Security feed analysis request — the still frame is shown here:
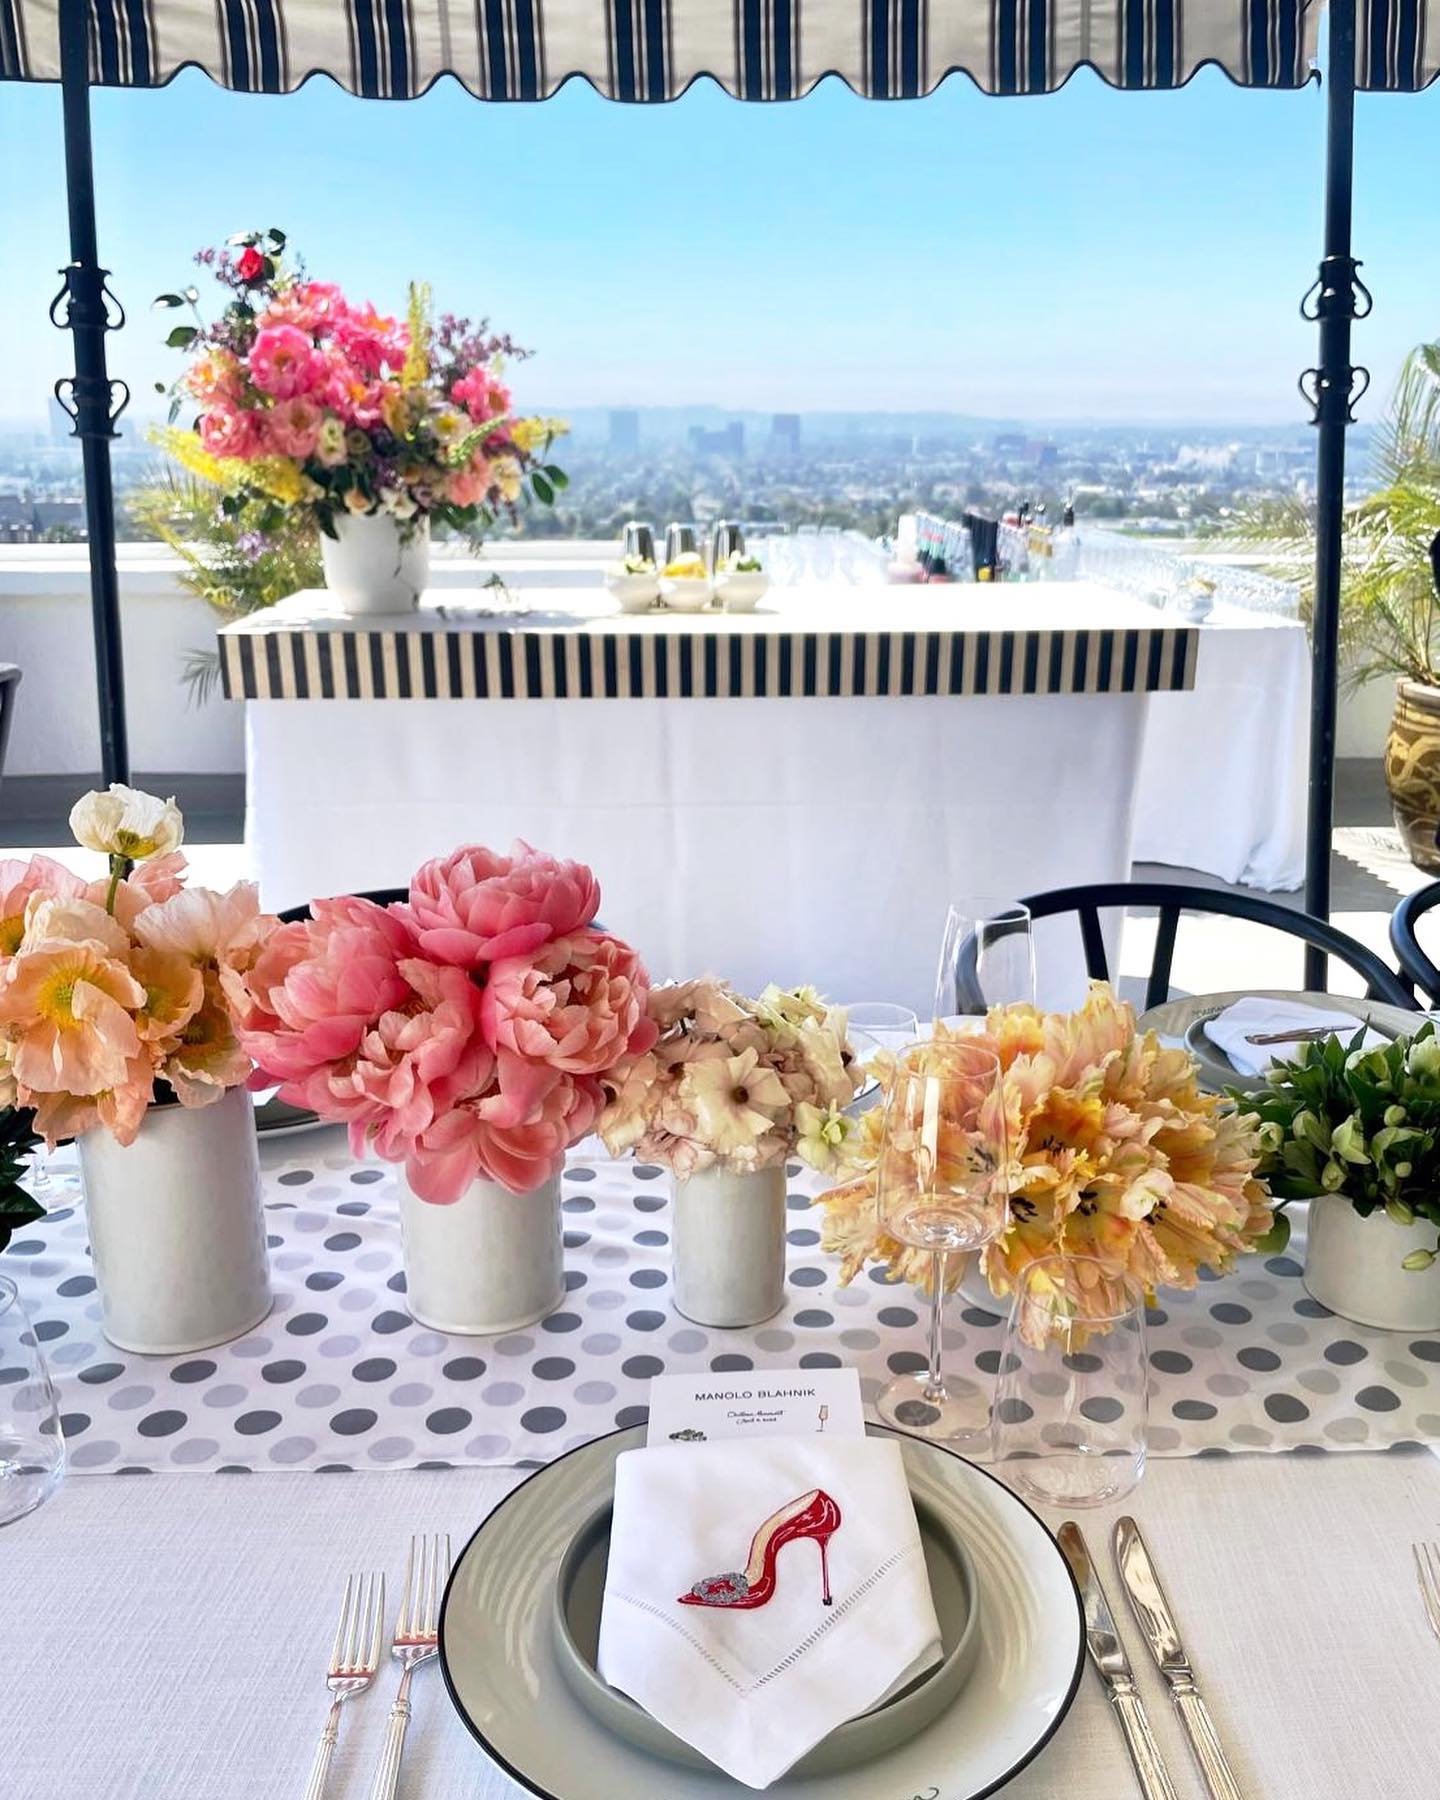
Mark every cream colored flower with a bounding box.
[680,1047,789,1159]
[794,1100,856,1175]
[20,893,130,958]
[69,785,183,862]
[491,455,523,503]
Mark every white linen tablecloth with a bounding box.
[6,1449,1433,1798]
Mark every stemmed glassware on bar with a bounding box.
[873,1041,1010,1444]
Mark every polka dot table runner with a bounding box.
[7,1132,1440,1474]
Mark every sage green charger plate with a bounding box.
[438,1423,1084,1800]
[1138,988,1416,1094]
[550,1489,982,1778]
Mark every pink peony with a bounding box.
[451,367,511,422]
[403,842,600,967]
[200,406,264,461]
[248,323,324,399]
[264,395,323,459]
[334,310,407,378]
[231,895,416,1098]
[406,1068,605,1201]
[480,928,656,1076]
[445,462,492,509]
[0,855,87,956]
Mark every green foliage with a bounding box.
[0,1109,44,1256]
[1226,341,1440,690]
[1243,1022,1440,1268]
[129,468,323,627]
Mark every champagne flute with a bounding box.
[934,899,1036,1026]
[874,1041,1009,1444]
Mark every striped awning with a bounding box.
[1359,0,1438,87]
[0,1,1321,98]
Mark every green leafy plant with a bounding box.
[0,1108,44,1255]
[1227,341,1440,689]
[1243,1022,1440,1269]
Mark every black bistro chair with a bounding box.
[277,887,408,925]
[1019,880,1418,1013]
[1390,881,1440,1004]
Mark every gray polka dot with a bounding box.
[1229,1424,1274,1448]
[635,1230,668,1248]
[427,1407,472,1434]
[1181,1327,1224,1351]
[521,1406,567,1433]
[320,1336,361,1358]
[623,1355,664,1380]
[285,1312,328,1337]
[353,1357,397,1383]
[1029,1372,1070,1398]
[586,1290,625,1311]
[262,1359,306,1384]
[406,1331,449,1357]
[442,1357,486,1381]
[1324,1417,1370,1444]
[331,1408,378,1435]
[794,1310,834,1329]
[1237,1346,1282,1373]
[464,1434,512,1459]
[78,1362,124,1386]
[235,1410,282,1435]
[268,1436,319,1465]
[1384,1360,1427,1390]
[787,1228,820,1247]
[171,1438,220,1465]
[1356,1385,1401,1413]
[366,1437,415,1464]
[1206,1373,1249,1398]
[888,1351,928,1374]
[789,1268,827,1289]
[1296,1368,1341,1396]
[1266,1322,1310,1346]
[390,1383,433,1407]
[137,1410,187,1438]
[1172,1399,1217,1421]
[878,1306,919,1329]
[754,1329,794,1353]
[230,1336,273,1359]
[202,1384,249,1409]
[627,1310,665,1332]
[170,1359,217,1385]
[615,1406,649,1428]
[1324,1339,1368,1366]
[1150,1351,1193,1375]
[840,1329,880,1351]
[1210,1303,1251,1325]
[483,1382,525,1407]
[57,1275,96,1298]
[1409,1339,1440,1362]
[1293,1297,1334,1319]
[1079,1397,1124,1424]
[107,1386,156,1412]
[711,1354,753,1372]
[581,1333,622,1357]
[306,1272,344,1292]
[297,1384,342,1409]
[372,1311,410,1334]
[1264,1393,1310,1423]
[575,1381,616,1404]
[69,1439,121,1468]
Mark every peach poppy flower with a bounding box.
[0,942,144,1097]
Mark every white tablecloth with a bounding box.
[1135,604,1310,890]
[7,1449,1432,1797]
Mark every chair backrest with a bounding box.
[0,665,21,789]
[1020,880,1418,1013]
[276,886,408,924]
[1390,881,1440,1003]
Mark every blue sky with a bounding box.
[0,67,1436,425]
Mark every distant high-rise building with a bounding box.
[688,422,745,458]
[770,413,801,456]
[608,408,640,453]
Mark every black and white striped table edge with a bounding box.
[219,624,1199,701]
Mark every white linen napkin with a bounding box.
[1203,997,1386,1078]
[596,1437,942,1790]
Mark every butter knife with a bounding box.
[1057,1523,1179,1800]
[1114,1518,1243,1800]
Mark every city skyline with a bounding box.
[1,68,1438,429]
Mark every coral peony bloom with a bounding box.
[265,395,323,459]
[0,942,145,1097]
[403,842,600,968]
[481,928,655,1076]
[451,367,510,422]
[70,784,183,862]
[444,462,492,509]
[0,856,87,956]
[406,1068,604,1201]
[249,323,324,399]
[200,406,265,461]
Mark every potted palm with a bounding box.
[1232,342,1440,870]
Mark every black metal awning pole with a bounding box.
[1301,0,1370,990]
[53,0,130,785]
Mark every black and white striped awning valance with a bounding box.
[1359,0,1438,88]
[0,1,1321,98]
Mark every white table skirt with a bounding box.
[7,1450,1433,1798]
[1134,605,1310,890]
[246,689,1148,1014]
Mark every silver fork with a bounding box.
[303,1571,385,1800]
[1414,1542,1440,1641]
[368,1533,453,1800]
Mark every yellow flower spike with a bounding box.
[402,282,431,390]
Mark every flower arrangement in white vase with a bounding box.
[0,786,281,1352]
[601,980,862,1326]
[1247,1023,1440,1330]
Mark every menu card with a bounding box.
[645,1366,864,1446]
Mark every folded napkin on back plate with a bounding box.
[597,1438,942,1790]
[1203,997,1388,1080]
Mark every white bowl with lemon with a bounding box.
[714,552,770,612]
[658,553,713,611]
[604,555,660,613]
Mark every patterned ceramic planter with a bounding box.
[1385,678,1440,874]
[320,512,430,614]
[77,1086,272,1355]
[1304,1194,1440,1330]
[671,1165,787,1328]
[400,1174,563,1335]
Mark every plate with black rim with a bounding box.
[1137,988,1417,1094]
[437,1422,1084,1800]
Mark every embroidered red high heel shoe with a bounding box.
[678,1488,842,1610]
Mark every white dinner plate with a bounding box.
[1137,988,1415,1092]
[438,1423,1084,1800]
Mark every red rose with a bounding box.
[236,245,266,283]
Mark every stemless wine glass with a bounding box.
[934,898,1036,1025]
[0,1274,65,1526]
[874,1042,1009,1443]
[991,1254,1148,1508]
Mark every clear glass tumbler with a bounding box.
[0,1274,65,1526]
[991,1254,1147,1508]
[934,899,1036,1025]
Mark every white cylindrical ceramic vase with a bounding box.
[77,1086,272,1355]
[1303,1195,1440,1330]
[320,512,430,614]
[671,1164,787,1328]
[400,1175,563,1335]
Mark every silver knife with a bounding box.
[1114,1518,1244,1800]
[1057,1523,1180,1800]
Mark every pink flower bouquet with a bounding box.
[0,786,280,1146]
[599,979,862,1178]
[154,228,567,541]
[230,843,656,1202]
